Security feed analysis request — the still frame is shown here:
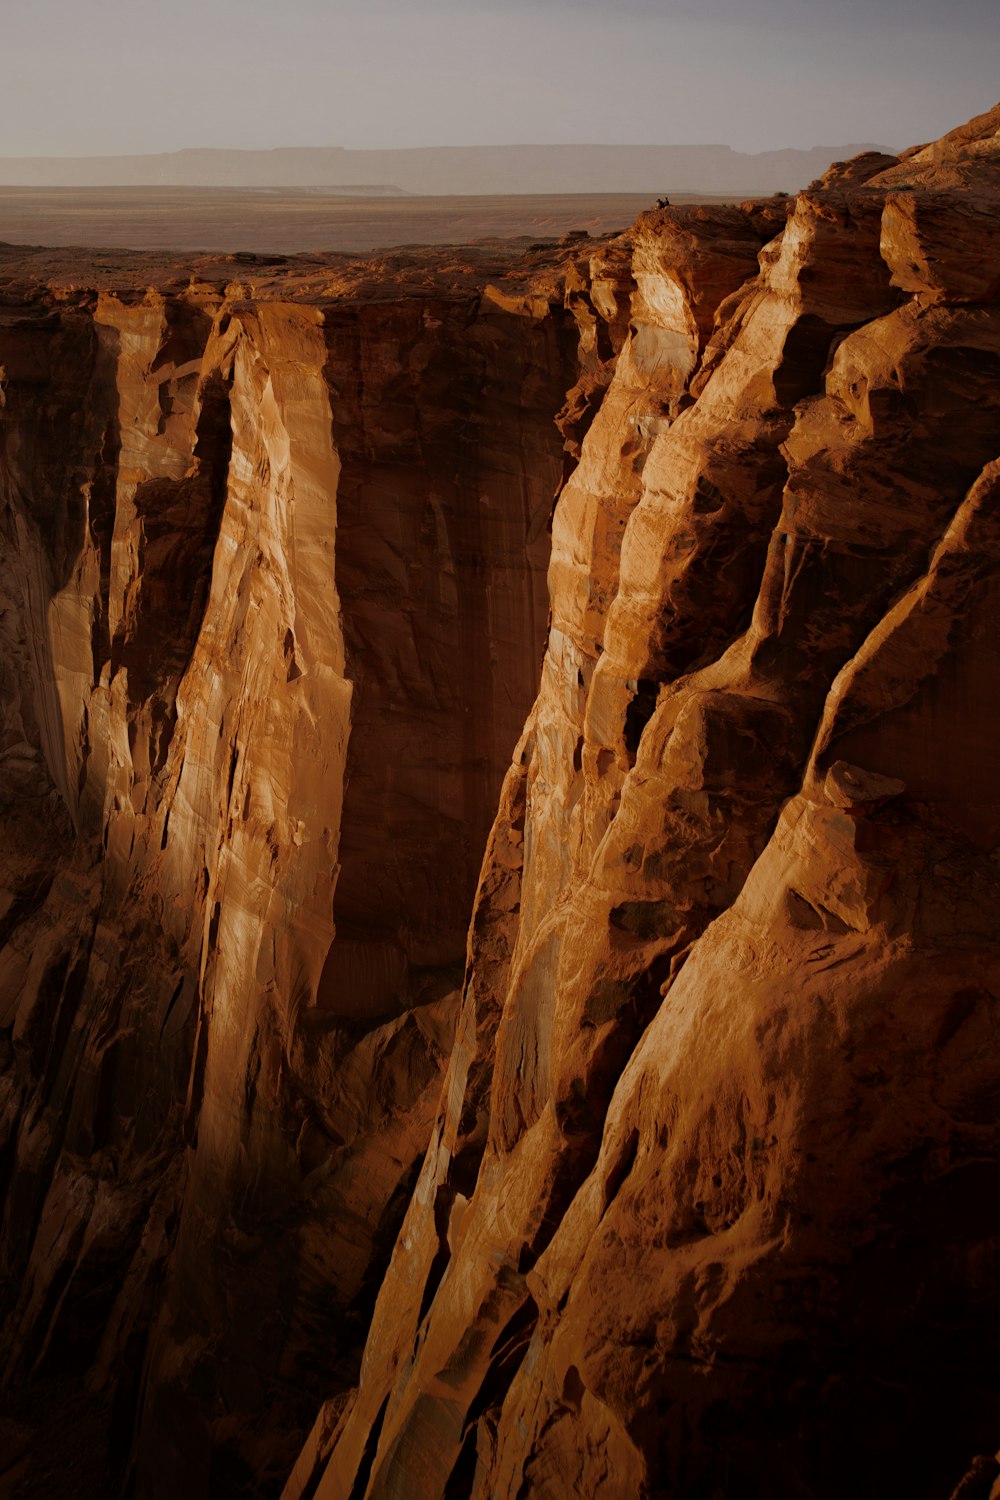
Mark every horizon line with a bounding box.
[0,139,897,160]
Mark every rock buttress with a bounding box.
[301,107,1000,1500]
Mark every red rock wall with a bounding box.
[4,104,1000,1500]
[0,247,622,1492]
[297,108,1000,1500]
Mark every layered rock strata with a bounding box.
[294,105,1000,1500]
[3,100,1000,1500]
[0,239,631,1493]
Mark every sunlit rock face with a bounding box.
[3,101,1000,1500]
[0,240,630,1492]
[297,105,1000,1500]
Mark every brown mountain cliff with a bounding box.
[293,105,1000,1500]
[0,237,631,1493]
[2,103,1000,1500]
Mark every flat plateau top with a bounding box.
[0,185,733,257]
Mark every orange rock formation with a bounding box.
[0,239,631,1491]
[290,105,1000,1500]
[2,103,1000,1500]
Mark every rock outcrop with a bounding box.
[3,101,1000,1500]
[292,104,1000,1500]
[0,238,631,1493]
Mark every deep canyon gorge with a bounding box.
[2,103,1000,1500]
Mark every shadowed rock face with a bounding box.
[292,105,1000,1500]
[0,239,637,1493]
[3,104,1000,1500]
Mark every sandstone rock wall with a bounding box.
[3,103,999,1500]
[0,243,624,1492]
[298,106,1000,1500]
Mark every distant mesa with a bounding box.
[0,141,892,196]
[297,183,409,196]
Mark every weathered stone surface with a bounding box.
[4,103,1000,1500]
[0,240,619,1493]
[301,107,1000,1500]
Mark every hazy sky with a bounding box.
[2,0,998,156]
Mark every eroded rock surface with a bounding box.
[4,104,1000,1500]
[0,237,630,1493]
[297,106,1000,1500]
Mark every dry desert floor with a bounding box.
[0,184,732,254]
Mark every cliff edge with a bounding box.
[293,103,1000,1500]
[2,103,1000,1500]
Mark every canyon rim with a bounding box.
[1,99,1000,1500]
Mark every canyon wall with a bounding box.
[2,102,999,1500]
[0,240,630,1492]
[292,106,1000,1500]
